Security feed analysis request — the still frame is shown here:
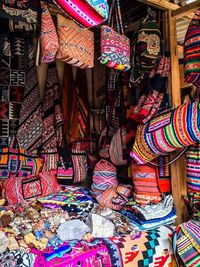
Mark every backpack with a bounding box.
[131,7,161,80]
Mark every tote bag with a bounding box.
[56,14,94,68]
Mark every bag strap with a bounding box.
[148,146,189,167]
[108,0,124,34]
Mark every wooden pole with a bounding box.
[168,10,188,225]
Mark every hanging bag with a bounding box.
[186,143,200,199]
[40,2,59,63]
[131,163,162,205]
[99,0,130,71]
[3,170,59,205]
[130,100,200,165]
[52,0,109,28]
[56,14,94,68]
[0,137,43,179]
[56,143,88,185]
[184,8,200,88]
[133,7,161,74]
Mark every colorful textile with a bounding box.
[0,37,27,149]
[57,145,88,185]
[176,220,200,267]
[32,225,174,267]
[0,249,35,267]
[121,209,176,231]
[42,64,64,150]
[184,9,200,87]
[0,0,39,34]
[56,14,94,68]
[33,238,112,267]
[100,26,130,71]
[131,100,200,164]
[62,66,90,142]
[105,226,174,267]
[41,148,59,172]
[40,2,59,63]
[131,163,161,205]
[3,170,60,205]
[134,18,161,73]
[91,159,118,197]
[17,59,42,151]
[17,62,64,152]
[52,0,108,28]
[37,187,94,210]
[132,194,174,221]
[186,143,200,199]
[157,155,171,193]
[96,186,127,211]
[0,136,43,179]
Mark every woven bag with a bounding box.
[100,0,130,71]
[52,0,109,28]
[0,137,43,179]
[184,9,200,87]
[174,220,200,267]
[57,143,88,185]
[56,14,94,68]
[40,3,59,63]
[131,163,162,205]
[186,143,200,199]
[91,159,118,197]
[3,170,59,205]
[130,100,200,164]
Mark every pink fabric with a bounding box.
[53,0,104,28]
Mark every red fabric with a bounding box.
[3,170,59,205]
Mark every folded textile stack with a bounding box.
[121,195,176,230]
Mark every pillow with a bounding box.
[3,170,60,205]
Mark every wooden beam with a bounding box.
[172,0,200,19]
[168,10,188,225]
[137,0,180,10]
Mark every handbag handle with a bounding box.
[8,136,22,175]
[108,0,124,34]
[148,146,189,167]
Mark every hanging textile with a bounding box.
[16,58,42,151]
[17,60,64,152]
[186,143,200,199]
[0,36,28,149]
[105,69,125,130]
[62,66,89,142]
[42,64,64,150]
[184,8,200,89]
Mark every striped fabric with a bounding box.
[186,143,200,199]
[157,155,171,194]
[91,159,118,197]
[184,9,200,87]
[52,0,108,28]
[176,220,200,267]
[131,164,162,205]
[131,100,200,164]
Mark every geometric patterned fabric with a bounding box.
[0,36,27,149]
